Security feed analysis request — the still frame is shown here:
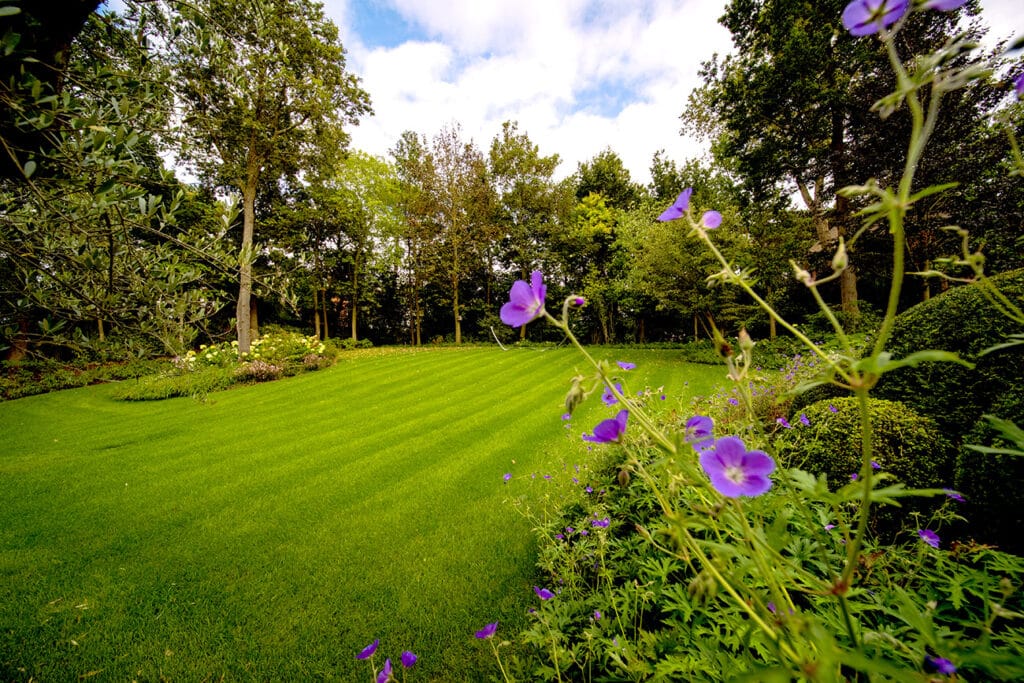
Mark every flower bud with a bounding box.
[712,328,733,359]
[738,327,754,354]
[791,260,814,287]
[570,296,585,307]
[831,238,848,272]
[617,468,631,487]
[565,374,587,413]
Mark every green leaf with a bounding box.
[854,349,974,375]
[0,6,21,16]
[978,334,1024,357]
[22,160,35,178]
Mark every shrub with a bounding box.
[875,269,1024,437]
[953,385,1024,553]
[773,397,955,538]
[111,366,236,401]
[235,359,283,383]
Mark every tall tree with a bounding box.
[683,0,979,315]
[139,0,371,353]
[488,120,561,338]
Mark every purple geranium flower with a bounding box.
[841,0,909,36]
[799,413,810,426]
[475,622,498,639]
[658,188,692,221]
[500,270,546,327]
[699,436,775,498]
[377,658,392,683]
[534,586,555,600]
[685,415,715,452]
[582,410,629,444]
[925,655,957,674]
[616,361,636,370]
[592,517,610,528]
[1016,73,1024,99]
[571,296,586,307]
[503,473,511,482]
[701,210,722,229]
[921,0,966,9]
[944,488,965,502]
[777,417,792,429]
[601,382,623,406]
[357,639,379,660]
[401,651,417,668]
[918,529,940,548]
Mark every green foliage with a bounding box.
[774,397,954,491]
[111,365,236,400]
[0,358,165,401]
[876,269,1024,435]
[954,385,1024,552]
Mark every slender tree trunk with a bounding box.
[249,294,259,340]
[98,318,105,342]
[312,287,321,339]
[693,313,699,343]
[453,278,461,344]
[236,153,259,355]
[351,250,359,341]
[321,288,329,339]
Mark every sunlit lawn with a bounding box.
[0,346,722,681]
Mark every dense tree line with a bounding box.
[1,0,1021,360]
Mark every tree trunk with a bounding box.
[249,294,259,340]
[312,287,321,339]
[453,278,461,344]
[693,313,699,343]
[351,250,359,341]
[236,159,258,355]
[321,288,329,339]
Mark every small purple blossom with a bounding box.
[534,586,555,600]
[699,436,775,498]
[592,517,610,528]
[851,473,859,481]
[585,485,593,493]
[616,361,636,370]
[921,0,966,9]
[601,382,623,406]
[401,651,417,668]
[925,656,957,674]
[685,415,715,452]
[561,412,572,421]
[1015,73,1024,99]
[841,0,909,36]
[701,210,722,229]
[377,658,392,683]
[475,622,498,639]
[824,524,836,531]
[582,410,629,444]
[777,417,792,429]
[571,296,586,307]
[767,602,777,614]
[799,413,810,426]
[593,610,601,620]
[503,473,511,482]
[828,404,838,413]
[357,639,379,660]
[944,488,965,502]
[658,188,692,221]
[500,270,546,327]
[728,397,739,406]
[871,460,881,470]
[918,529,941,548]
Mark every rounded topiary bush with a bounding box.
[774,397,955,491]
[953,386,1024,554]
[774,397,955,538]
[875,269,1024,437]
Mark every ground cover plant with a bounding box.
[0,347,721,681]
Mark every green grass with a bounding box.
[0,347,722,681]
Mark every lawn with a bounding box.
[0,347,722,681]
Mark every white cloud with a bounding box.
[334,0,1024,186]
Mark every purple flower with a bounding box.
[1015,73,1024,99]
[871,460,880,470]
[828,404,838,413]
[921,0,966,9]
[585,485,593,493]
[500,270,546,327]
[767,602,777,614]
[799,413,810,426]
[592,517,610,528]
[777,417,792,429]
[841,0,909,36]
[944,488,965,503]
[918,529,940,548]
[582,410,629,444]
[728,397,739,406]
[616,361,636,370]
[571,296,586,307]
[699,436,775,498]
[685,415,715,452]
[701,210,722,229]
[503,472,511,482]
[561,412,572,420]
[357,639,379,660]
[475,622,498,639]
[925,656,957,674]
[825,523,836,530]
[534,586,555,600]
[377,658,392,683]
[657,188,692,221]
[401,651,417,668]
[593,610,601,620]
[601,382,623,406]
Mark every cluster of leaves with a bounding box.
[0,357,163,400]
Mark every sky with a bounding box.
[104,0,1024,186]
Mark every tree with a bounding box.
[488,121,561,338]
[683,0,980,315]
[139,0,371,353]
[575,147,641,210]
